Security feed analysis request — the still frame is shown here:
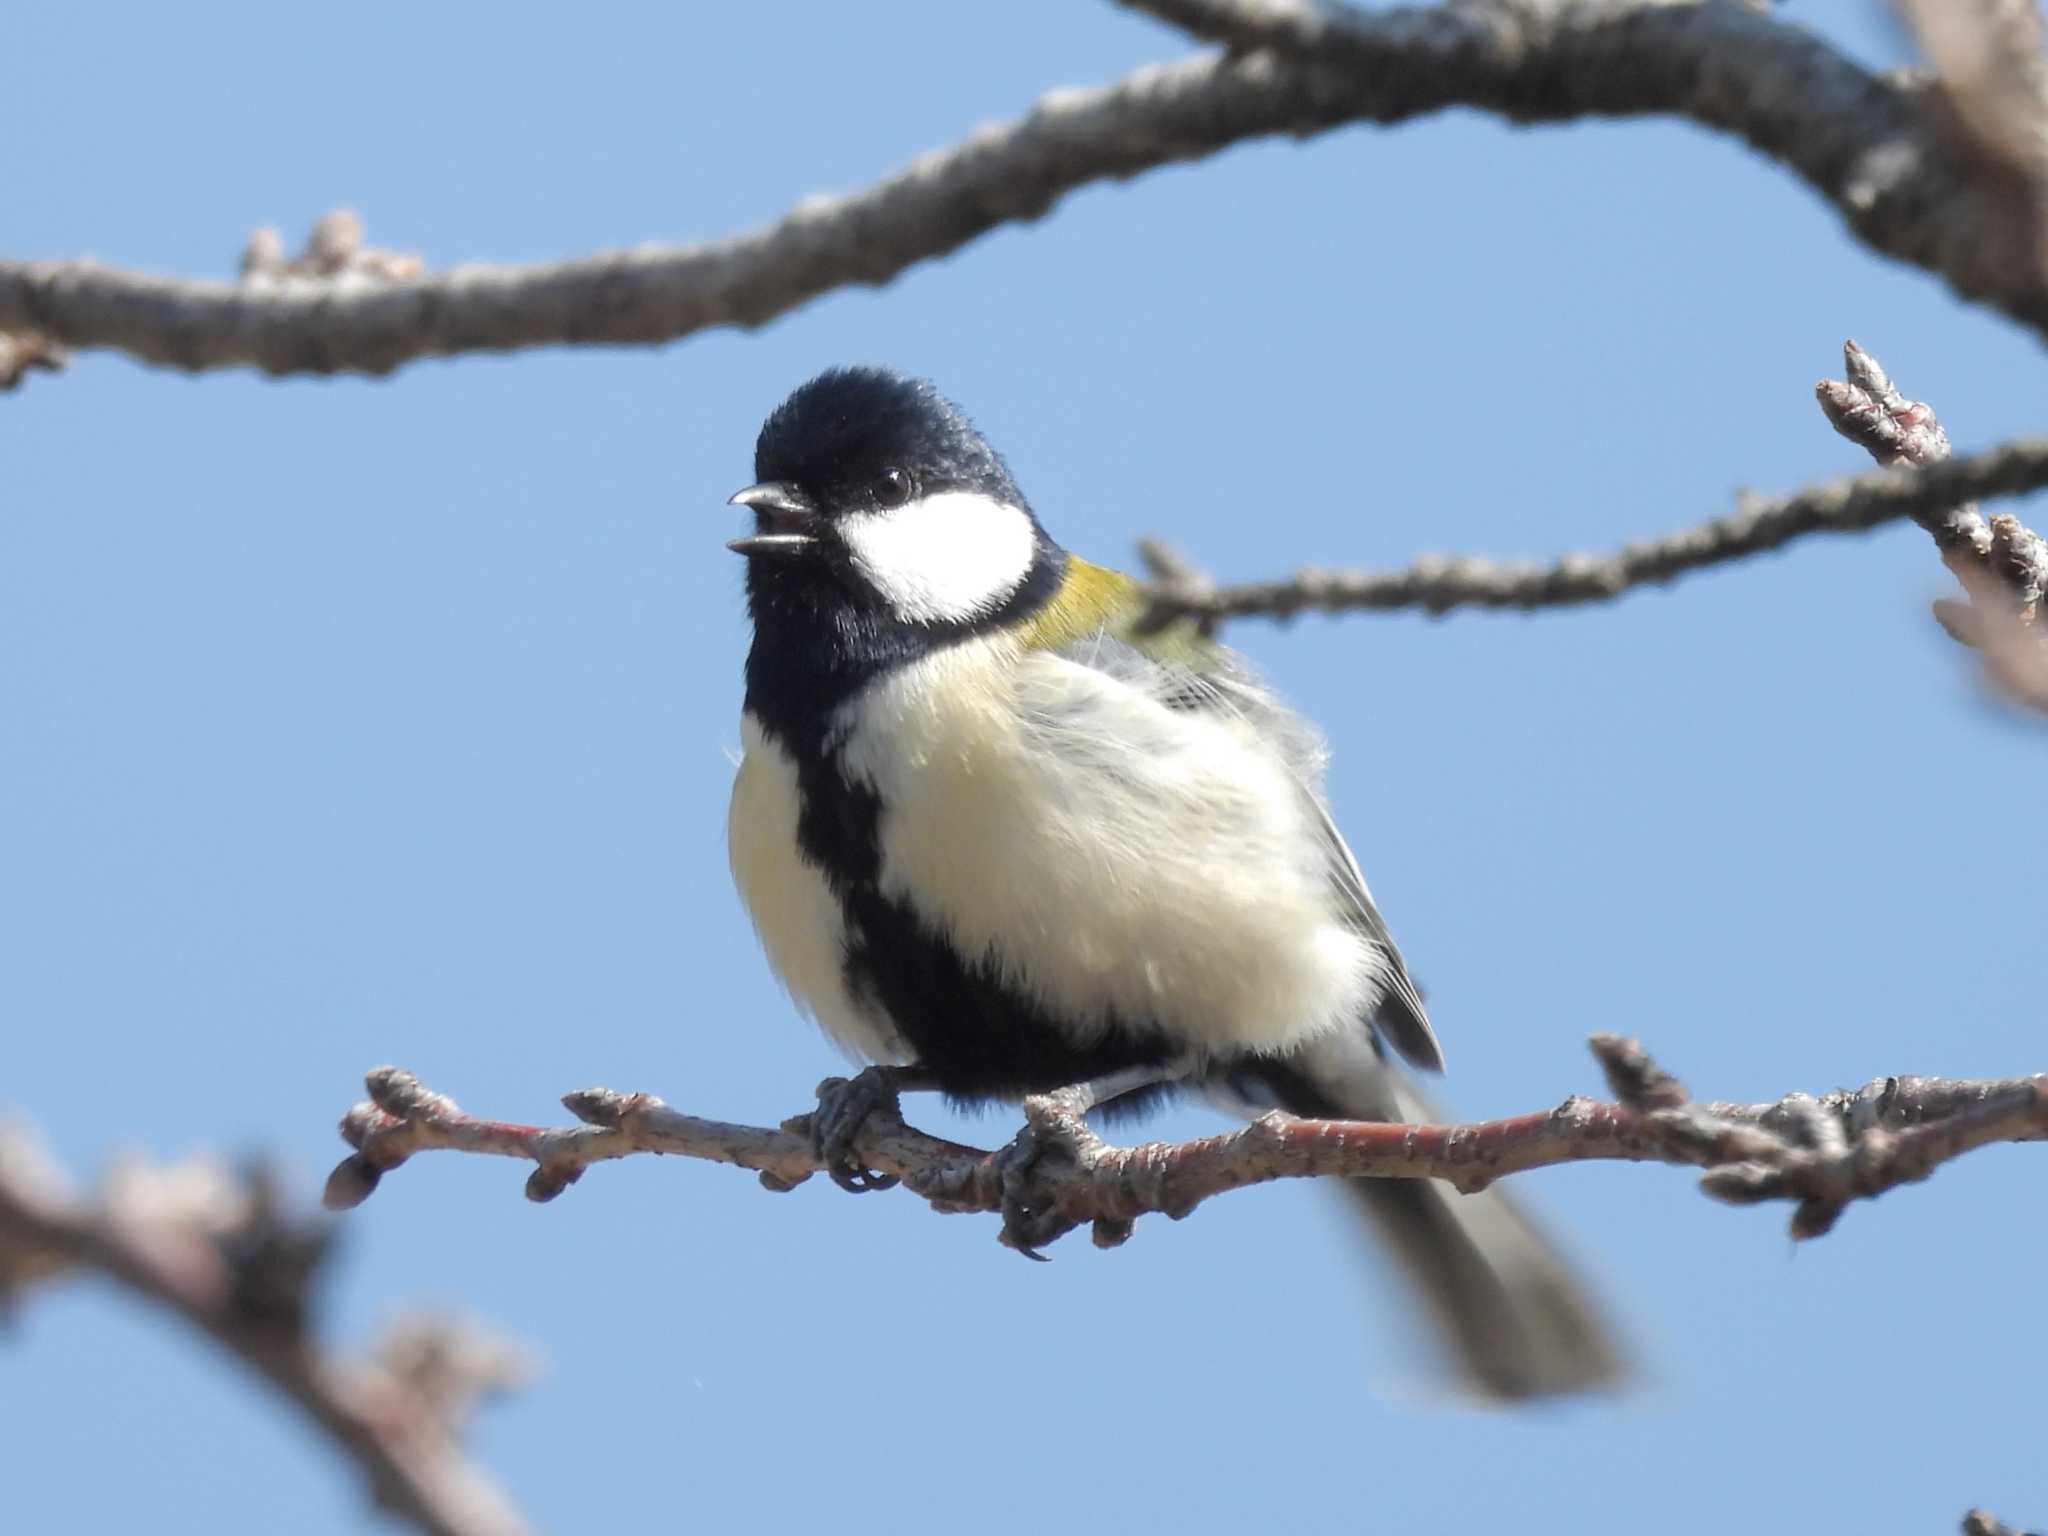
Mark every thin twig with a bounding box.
[1137,434,2048,626]
[324,1038,2048,1255]
[0,1128,533,1536]
[2,4,2043,375]
[1816,338,2048,710]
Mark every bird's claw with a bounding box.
[997,1087,1105,1259]
[810,1068,905,1193]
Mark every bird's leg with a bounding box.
[999,1060,1193,1259]
[809,1064,937,1193]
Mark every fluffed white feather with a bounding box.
[830,633,1392,1059]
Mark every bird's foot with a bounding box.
[809,1066,917,1192]
[997,1086,1109,1260]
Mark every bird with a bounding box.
[723,365,1624,1400]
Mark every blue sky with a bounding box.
[6,2,2045,1530]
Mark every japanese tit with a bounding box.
[725,367,1623,1400]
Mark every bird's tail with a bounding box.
[1211,1033,1628,1402]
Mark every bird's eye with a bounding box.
[873,468,913,509]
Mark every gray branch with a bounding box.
[1816,340,2048,608]
[1963,1510,2043,1536]
[0,330,66,389]
[1122,0,2048,331]
[0,1129,534,1536]
[1137,430,2048,626]
[324,1037,2048,1254]
[2,2,2042,376]
[1815,338,2048,709]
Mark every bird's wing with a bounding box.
[1034,562,1445,1073]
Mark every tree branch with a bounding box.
[1963,1510,2043,1536]
[1818,340,2048,612]
[3,2,2042,376]
[1120,0,2048,331]
[1816,338,2048,710]
[1137,431,2048,626]
[0,330,66,390]
[323,1037,2048,1256]
[1894,0,2048,233]
[0,1128,534,1536]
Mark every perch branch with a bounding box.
[325,1037,2048,1254]
[4,3,2045,375]
[0,1129,533,1536]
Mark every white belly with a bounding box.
[832,637,1388,1059]
[727,714,905,1064]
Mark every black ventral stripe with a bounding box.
[742,540,1070,891]
[740,540,1205,1105]
[839,883,1183,1106]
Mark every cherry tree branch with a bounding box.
[0,1128,534,1536]
[1122,0,2048,328]
[1816,338,2048,710]
[0,330,66,389]
[3,2,2043,376]
[323,1036,2048,1255]
[1138,337,2048,633]
[1894,0,2048,244]
[1818,340,2048,615]
[1136,429,2048,626]
[1963,1510,2042,1536]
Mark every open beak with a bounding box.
[727,482,819,557]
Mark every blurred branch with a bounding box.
[0,330,67,390]
[1894,0,2048,237]
[1816,338,2048,713]
[0,1127,534,1536]
[1136,432,2048,626]
[5,2,2047,376]
[325,1037,2048,1257]
[1963,1510,2042,1536]
[238,208,425,284]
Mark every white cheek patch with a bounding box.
[837,490,1038,625]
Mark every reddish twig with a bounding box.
[324,1037,2048,1254]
